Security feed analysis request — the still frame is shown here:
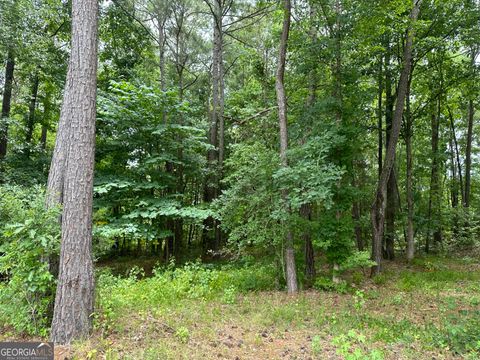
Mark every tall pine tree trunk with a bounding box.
[371,0,421,275]
[50,0,98,344]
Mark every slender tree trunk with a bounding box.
[448,128,461,237]
[25,74,40,147]
[155,12,167,124]
[384,42,396,260]
[203,0,224,252]
[174,73,185,257]
[302,1,317,282]
[39,89,51,151]
[333,0,342,123]
[216,0,225,172]
[427,93,442,252]
[464,77,474,209]
[301,204,315,281]
[447,106,465,205]
[371,0,421,275]
[449,136,458,209]
[50,0,98,344]
[276,0,298,294]
[40,126,48,150]
[377,57,383,178]
[0,49,15,158]
[214,0,225,249]
[405,72,415,261]
[352,192,364,251]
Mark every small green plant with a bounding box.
[127,265,145,280]
[391,293,404,305]
[175,326,190,343]
[353,290,366,311]
[311,335,322,356]
[221,285,237,304]
[332,330,383,360]
[372,272,388,285]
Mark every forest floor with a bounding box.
[3,255,480,359]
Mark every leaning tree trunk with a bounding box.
[276,0,298,294]
[0,49,15,158]
[50,0,98,344]
[371,0,421,276]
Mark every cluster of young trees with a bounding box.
[0,0,478,345]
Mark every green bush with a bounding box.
[0,185,60,336]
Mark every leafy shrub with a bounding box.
[0,186,60,335]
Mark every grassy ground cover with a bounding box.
[2,255,479,359]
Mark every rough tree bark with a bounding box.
[276,0,298,294]
[0,49,15,158]
[371,0,421,275]
[50,0,98,344]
